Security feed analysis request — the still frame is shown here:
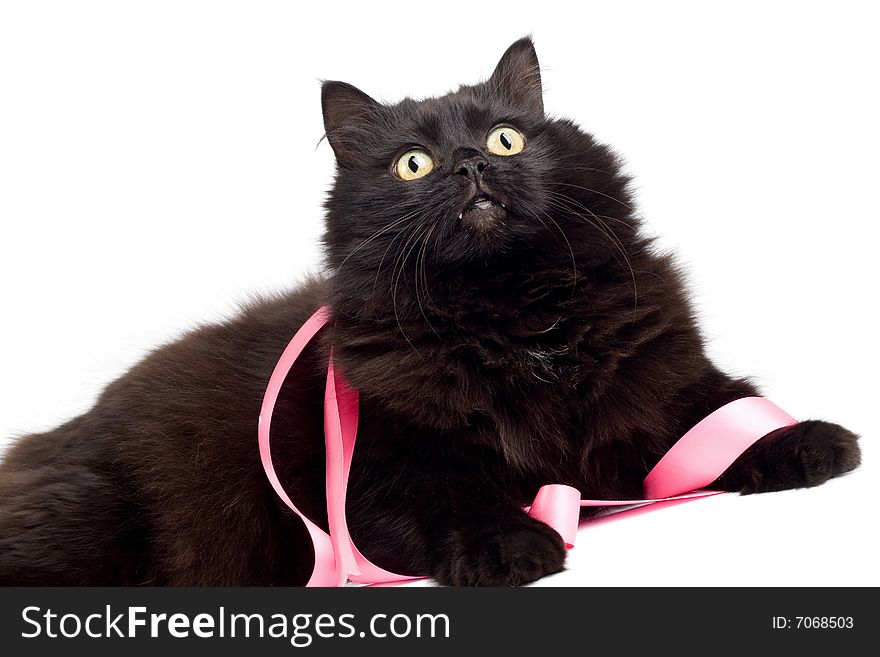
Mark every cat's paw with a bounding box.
[716,420,861,494]
[433,516,566,587]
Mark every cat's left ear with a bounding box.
[321,81,382,167]
[488,37,543,115]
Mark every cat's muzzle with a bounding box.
[458,194,508,233]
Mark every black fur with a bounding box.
[0,38,860,586]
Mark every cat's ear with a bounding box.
[488,37,543,115]
[321,81,382,167]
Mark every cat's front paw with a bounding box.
[433,516,566,587]
[716,420,861,494]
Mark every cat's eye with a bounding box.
[486,126,525,156]
[394,149,434,181]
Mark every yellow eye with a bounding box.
[395,149,434,180]
[486,126,525,156]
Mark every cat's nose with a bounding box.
[454,154,489,185]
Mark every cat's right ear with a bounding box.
[321,81,382,167]
[488,37,543,116]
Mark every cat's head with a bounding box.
[321,38,637,315]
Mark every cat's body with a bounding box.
[0,39,860,586]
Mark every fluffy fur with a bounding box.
[0,38,860,586]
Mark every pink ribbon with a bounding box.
[258,307,798,586]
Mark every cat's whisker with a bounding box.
[332,210,419,302]
[546,190,636,232]
[390,221,433,356]
[415,216,443,340]
[549,181,636,212]
[333,209,423,314]
[547,195,636,288]
[543,194,639,318]
[371,218,421,310]
[545,193,631,255]
[537,208,579,299]
[520,205,579,302]
[545,196,635,294]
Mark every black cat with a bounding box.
[0,38,860,586]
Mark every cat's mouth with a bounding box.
[457,194,508,232]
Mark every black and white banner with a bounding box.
[0,587,871,655]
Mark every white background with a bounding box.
[1,1,877,586]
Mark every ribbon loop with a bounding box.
[643,397,797,499]
[528,484,581,549]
